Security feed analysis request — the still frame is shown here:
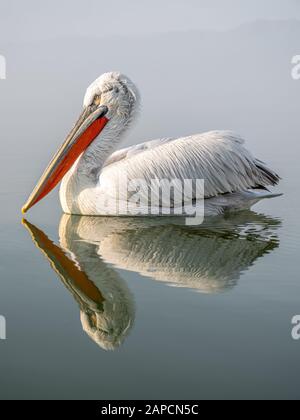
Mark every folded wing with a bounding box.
[101,131,280,199]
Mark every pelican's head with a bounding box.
[22,71,140,214]
[84,71,140,123]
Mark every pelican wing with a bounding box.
[103,137,174,167]
[101,131,279,198]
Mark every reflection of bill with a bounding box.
[23,219,135,351]
[0,55,6,80]
[23,211,280,349]
[0,315,6,340]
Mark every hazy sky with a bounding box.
[0,0,299,42]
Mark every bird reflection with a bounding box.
[23,219,135,351]
[23,211,280,350]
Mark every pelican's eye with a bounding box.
[93,94,101,106]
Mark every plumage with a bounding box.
[101,130,279,200]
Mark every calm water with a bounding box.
[0,21,300,399]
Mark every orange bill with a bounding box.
[22,105,108,213]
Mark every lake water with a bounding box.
[0,21,300,399]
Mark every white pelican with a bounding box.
[22,72,281,216]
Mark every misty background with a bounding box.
[1,0,300,40]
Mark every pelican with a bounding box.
[22,72,281,216]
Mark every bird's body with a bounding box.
[23,72,281,216]
[60,129,280,216]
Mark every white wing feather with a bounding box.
[100,131,279,199]
[103,137,174,167]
